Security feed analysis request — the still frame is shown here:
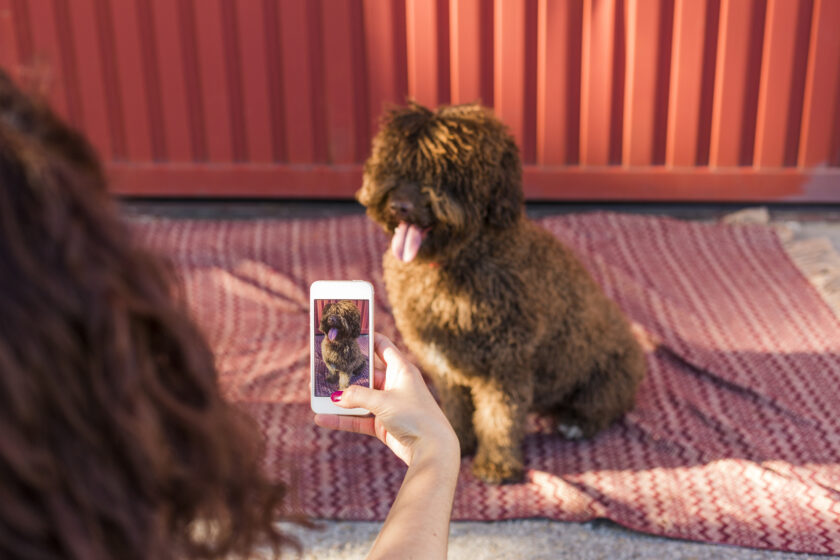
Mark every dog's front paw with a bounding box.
[472,452,524,484]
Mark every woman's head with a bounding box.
[0,70,298,559]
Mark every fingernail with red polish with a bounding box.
[330,391,343,402]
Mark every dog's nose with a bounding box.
[389,199,414,219]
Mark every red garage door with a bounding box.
[1,0,838,201]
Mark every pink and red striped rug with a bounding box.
[132,213,840,555]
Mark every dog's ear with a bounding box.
[321,303,332,323]
[442,104,523,229]
[347,305,362,338]
[486,139,524,229]
[424,186,467,230]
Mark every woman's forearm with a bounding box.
[367,441,460,559]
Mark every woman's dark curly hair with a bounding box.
[0,70,301,559]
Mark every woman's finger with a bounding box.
[373,351,385,371]
[373,366,386,390]
[373,332,401,364]
[333,384,386,415]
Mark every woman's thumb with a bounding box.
[332,385,384,413]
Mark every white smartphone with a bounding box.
[310,280,375,415]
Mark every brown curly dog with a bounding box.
[319,300,366,390]
[358,102,646,484]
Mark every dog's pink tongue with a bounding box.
[328,328,338,341]
[391,222,425,262]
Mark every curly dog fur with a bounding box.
[358,103,646,484]
[319,300,366,390]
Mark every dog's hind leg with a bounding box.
[556,349,645,438]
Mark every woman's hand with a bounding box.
[313,333,459,466]
[315,333,460,559]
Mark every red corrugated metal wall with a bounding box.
[1,0,838,201]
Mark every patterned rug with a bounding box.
[131,213,840,555]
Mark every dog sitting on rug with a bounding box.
[319,300,366,390]
[357,103,646,483]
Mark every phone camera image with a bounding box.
[313,299,370,396]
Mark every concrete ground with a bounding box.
[278,519,829,560]
[125,200,840,560]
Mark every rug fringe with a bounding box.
[722,207,840,318]
[720,207,771,225]
[784,237,840,317]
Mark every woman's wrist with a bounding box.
[409,428,461,471]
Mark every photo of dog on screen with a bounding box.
[313,299,370,396]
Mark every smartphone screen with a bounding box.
[313,298,371,396]
[310,281,374,415]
